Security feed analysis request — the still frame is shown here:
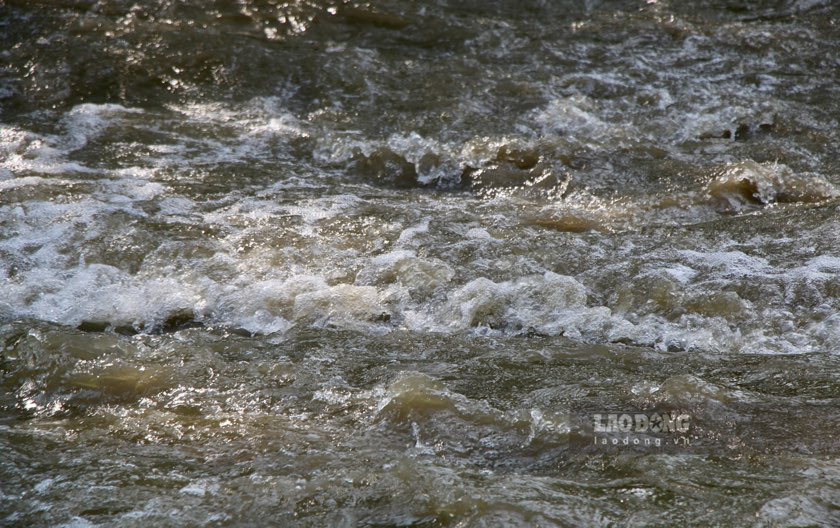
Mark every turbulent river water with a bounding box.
[3,0,840,526]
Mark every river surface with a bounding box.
[2,0,840,526]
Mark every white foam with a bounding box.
[0,175,66,190]
[0,125,100,176]
[396,218,430,245]
[293,284,386,327]
[63,103,144,151]
[98,178,166,202]
[179,479,220,497]
[386,133,461,186]
[313,131,465,187]
[445,272,589,333]
[282,194,365,225]
[675,105,758,144]
[0,168,834,354]
[678,249,772,279]
[465,227,495,240]
[660,264,698,284]
[530,95,615,140]
[22,264,203,328]
[54,517,98,528]
[165,98,308,167]
[0,89,836,358]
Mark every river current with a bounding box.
[2,1,840,526]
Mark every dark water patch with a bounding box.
[2,326,840,525]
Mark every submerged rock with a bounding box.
[707,160,838,213]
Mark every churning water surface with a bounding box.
[2,0,840,526]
